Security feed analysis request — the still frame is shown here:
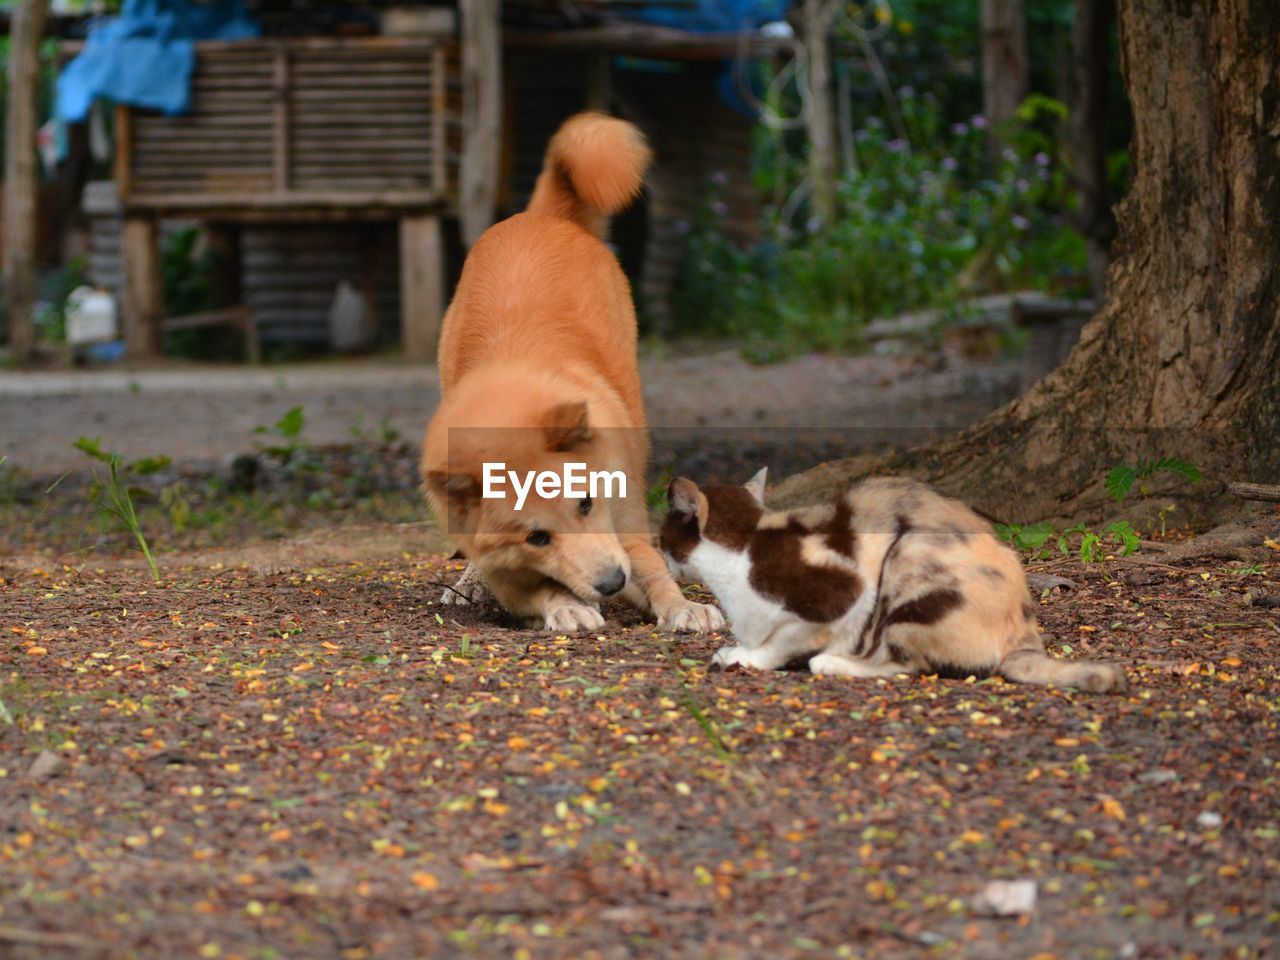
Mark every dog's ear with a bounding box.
[743,466,768,506]
[426,471,480,510]
[542,401,592,452]
[667,477,704,521]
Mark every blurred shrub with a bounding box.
[671,91,1088,361]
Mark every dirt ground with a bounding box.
[3,350,1278,958]
[1,531,1278,959]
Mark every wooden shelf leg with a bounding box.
[399,213,444,362]
[121,215,163,358]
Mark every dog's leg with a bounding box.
[620,535,724,633]
[482,573,604,633]
[439,563,490,606]
[534,583,605,633]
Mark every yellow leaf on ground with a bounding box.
[411,871,439,891]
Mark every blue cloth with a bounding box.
[620,0,789,33]
[58,0,259,123]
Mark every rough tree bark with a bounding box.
[777,0,1280,525]
[1068,0,1117,298]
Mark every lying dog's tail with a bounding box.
[526,112,651,238]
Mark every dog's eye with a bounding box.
[579,497,593,517]
[526,530,552,547]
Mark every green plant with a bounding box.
[159,482,193,534]
[72,437,163,581]
[350,415,402,447]
[646,465,676,514]
[997,518,1139,563]
[1106,457,1203,502]
[672,92,1087,359]
[32,257,89,344]
[1057,520,1139,563]
[255,406,308,463]
[994,520,1056,553]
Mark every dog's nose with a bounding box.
[594,566,627,597]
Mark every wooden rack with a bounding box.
[114,36,459,360]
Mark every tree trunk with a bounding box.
[776,0,1280,525]
[980,0,1028,160]
[1068,0,1116,298]
[3,0,50,365]
[802,0,837,224]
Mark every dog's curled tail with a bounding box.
[526,112,651,237]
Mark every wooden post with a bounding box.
[121,215,163,357]
[272,44,290,194]
[980,0,1029,161]
[585,53,612,112]
[3,0,50,365]
[459,0,502,248]
[400,214,444,361]
[801,0,836,224]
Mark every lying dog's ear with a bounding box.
[743,466,768,506]
[426,471,480,510]
[542,401,592,452]
[667,477,704,521]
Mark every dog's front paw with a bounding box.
[543,601,605,633]
[658,599,725,634]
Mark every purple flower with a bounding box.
[1034,152,1050,166]
[866,116,884,129]
[886,139,906,153]
[950,122,969,136]
[854,129,871,143]
[711,169,729,186]
[942,156,959,171]
[1016,178,1030,194]
[711,201,729,217]
[1002,147,1018,164]
[898,85,915,99]
[1011,215,1030,231]
[971,114,989,129]
[805,216,823,234]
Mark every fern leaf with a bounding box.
[1106,466,1137,501]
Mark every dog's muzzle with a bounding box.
[594,566,627,597]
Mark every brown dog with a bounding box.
[422,113,723,634]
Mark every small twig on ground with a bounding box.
[1107,557,1200,574]
[1229,482,1280,503]
[0,925,104,951]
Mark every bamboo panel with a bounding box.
[133,117,274,132]
[126,37,456,209]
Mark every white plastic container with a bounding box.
[65,286,119,345]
